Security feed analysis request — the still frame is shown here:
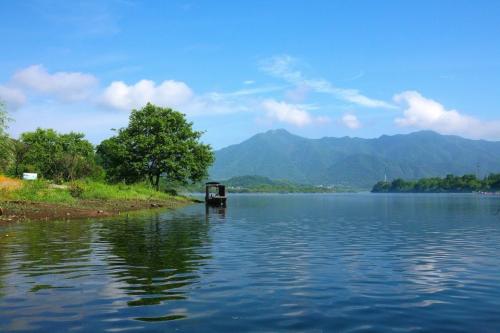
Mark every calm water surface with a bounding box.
[1,194,500,332]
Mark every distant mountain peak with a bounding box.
[211,129,500,188]
[264,128,292,135]
[247,128,301,142]
[409,130,441,136]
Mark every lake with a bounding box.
[1,193,500,332]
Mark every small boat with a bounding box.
[205,182,227,206]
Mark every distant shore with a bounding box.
[372,174,500,194]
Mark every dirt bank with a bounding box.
[0,198,198,223]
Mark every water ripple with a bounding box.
[1,194,500,332]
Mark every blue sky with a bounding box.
[1,0,500,148]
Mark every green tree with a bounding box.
[486,173,500,191]
[371,181,390,192]
[14,128,98,181]
[0,102,13,173]
[372,173,500,193]
[97,103,214,190]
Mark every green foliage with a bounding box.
[11,128,99,182]
[97,103,214,190]
[4,179,182,203]
[371,181,390,193]
[10,180,76,203]
[73,180,177,201]
[0,102,8,136]
[371,173,500,193]
[486,173,500,191]
[68,182,84,198]
[224,175,338,193]
[0,102,13,173]
[182,175,350,193]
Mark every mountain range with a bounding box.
[210,129,500,188]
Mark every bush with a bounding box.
[69,182,84,198]
[13,129,98,182]
[164,188,178,196]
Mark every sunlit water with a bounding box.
[1,194,500,332]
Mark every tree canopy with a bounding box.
[12,128,98,182]
[97,103,214,190]
[372,173,500,193]
[0,102,13,173]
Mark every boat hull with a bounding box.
[206,196,227,207]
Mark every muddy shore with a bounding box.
[0,198,199,223]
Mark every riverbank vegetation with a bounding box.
[178,175,356,193]
[223,175,340,193]
[372,174,500,193]
[2,178,182,203]
[0,103,213,222]
[0,176,193,222]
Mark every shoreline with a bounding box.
[0,197,199,223]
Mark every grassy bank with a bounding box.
[0,177,195,223]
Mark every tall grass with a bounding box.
[75,180,177,201]
[4,180,75,203]
[1,178,185,204]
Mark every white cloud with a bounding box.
[394,91,500,140]
[100,79,260,116]
[342,113,361,129]
[262,99,328,126]
[262,99,312,126]
[101,79,194,111]
[261,55,395,109]
[0,85,26,110]
[12,65,98,101]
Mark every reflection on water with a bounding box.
[100,212,211,312]
[0,209,211,331]
[1,194,500,332]
[205,204,226,221]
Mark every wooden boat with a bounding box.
[205,182,227,206]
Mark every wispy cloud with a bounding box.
[261,55,395,109]
[262,99,329,127]
[208,85,285,99]
[394,91,500,140]
[344,70,365,82]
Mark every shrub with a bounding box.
[69,182,84,198]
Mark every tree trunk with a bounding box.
[154,173,161,191]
